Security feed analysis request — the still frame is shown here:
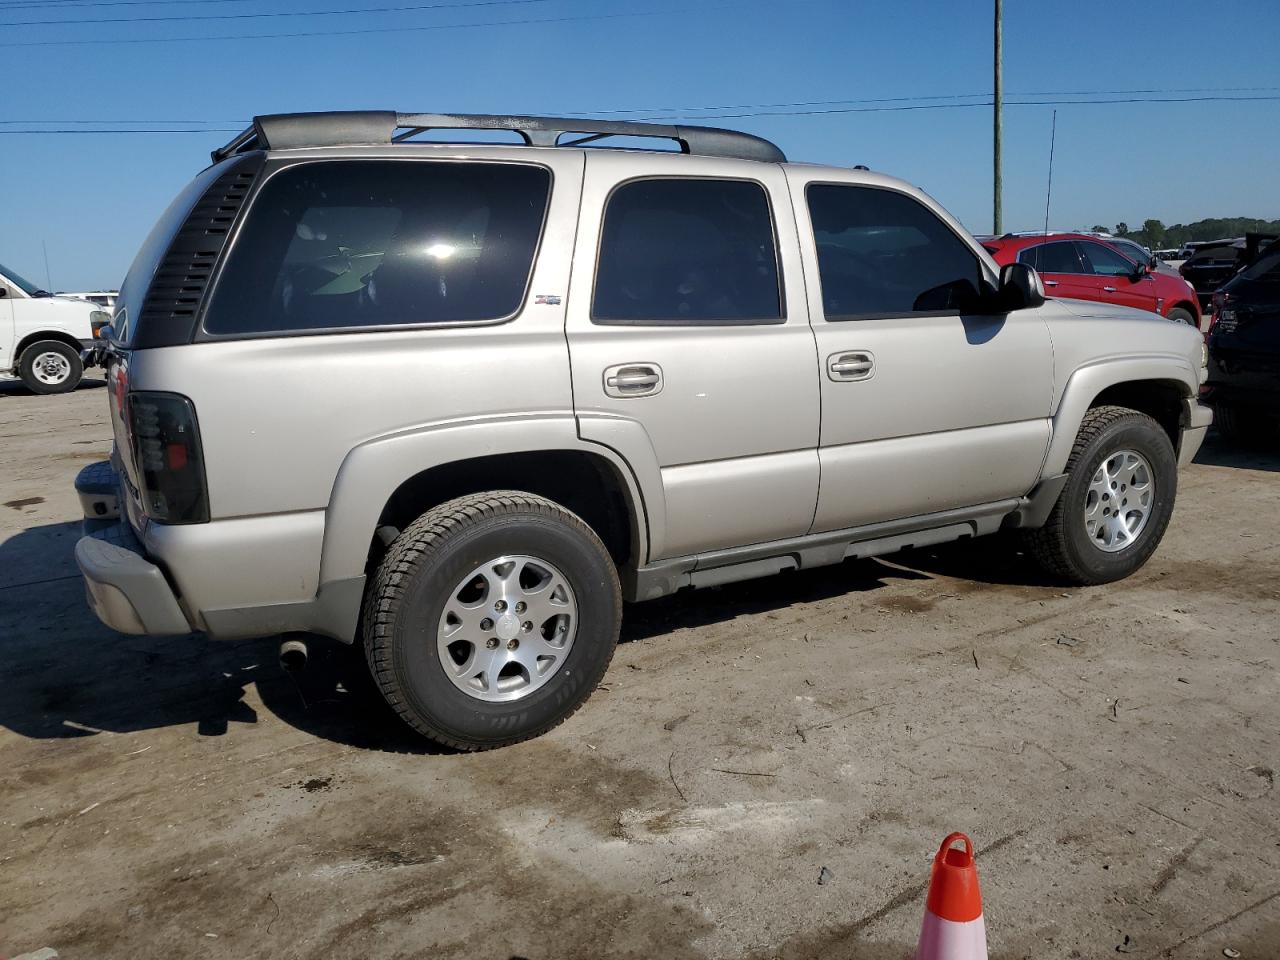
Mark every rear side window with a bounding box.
[592,178,782,325]
[806,184,984,319]
[1018,241,1085,274]
[203,160,550,336]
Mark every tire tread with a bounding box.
[1025,405,1168,584]
[363,490,620,751]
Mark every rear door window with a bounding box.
[805,183,985,319]
[203,160,551,336]
[1018,241,1086,274]
[591,178,783,325]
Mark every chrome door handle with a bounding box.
[827,350,875,382]
[1043,280,1059,287]
[1103,285,1117,292]
[603,363,663,398]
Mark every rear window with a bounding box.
[203,160,550,336]
[1240,249,1280,282]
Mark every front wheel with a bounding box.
[18,340,83,394]
[1025,406,1178,585]
[1166,307,1197,327]
[363,491,621,750]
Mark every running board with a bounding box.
[626,500,1020,601]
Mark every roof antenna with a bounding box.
[1042,109,1057,239]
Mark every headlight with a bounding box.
[90,310,111,338]
[1201,341,1209,369]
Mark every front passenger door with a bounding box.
[789,175,1053,533]
[1077,239,1159,313]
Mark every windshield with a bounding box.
[0,261,42,295]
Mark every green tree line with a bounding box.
[1085,217,1280,251]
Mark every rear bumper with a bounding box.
[73,458,361,642]
[1179,398,1213,467]
[76,525,193,636]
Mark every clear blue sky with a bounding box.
[1,0,1277,290]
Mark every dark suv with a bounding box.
[1205,244,1280,443]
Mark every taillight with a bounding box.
[126,392,209,524]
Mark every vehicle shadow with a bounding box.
[0,518,1037,754]
[1193,431,1280,473]
[0,519,437,754]
[0,376,106,397]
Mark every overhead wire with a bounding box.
[0,3,734,45]
[1,0,552,27]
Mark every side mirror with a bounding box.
[998,263,1045,310]
[0,287,8,298]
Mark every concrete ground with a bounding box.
[2,381,1278,960]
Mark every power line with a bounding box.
[8,84,1279,125]
[637,94,1280,122]
[4,93,1279,133]
[0,3,726,45]
[2,0,550,27]
[0,0,251,8]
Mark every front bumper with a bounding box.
[1179,398,1213,467]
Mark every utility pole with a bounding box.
[993,0,1003,235]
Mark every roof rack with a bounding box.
[211,111,786,164]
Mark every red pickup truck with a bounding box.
[983,233,1200,327]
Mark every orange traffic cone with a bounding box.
[916,832,987,960]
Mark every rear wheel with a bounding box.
[363,491,621,750]
[1215,404,1278,446]
[1166,307,1196,327]
[1025,406,1177,584]
[18,340,82,394]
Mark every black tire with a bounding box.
[1166,307,1196,327]
[363,491,621,750]
[18,339,82,394]
[1215,404,1277,446]
[1025,405,1178,585]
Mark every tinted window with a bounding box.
[1081,241,1137,276]
[806,184,984,318]
[1240,248,1280,282]
[1018,241,1085,274]
[592,178,782,325]
[204,160,550,336]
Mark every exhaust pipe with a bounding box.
[279,637,309,672]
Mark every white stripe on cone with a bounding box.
[916,910,988,960]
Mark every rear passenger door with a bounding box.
[1018,240,1097,302]
[566,153,820,561]
[789,173,1053,532]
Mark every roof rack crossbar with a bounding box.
[212,111,786,163]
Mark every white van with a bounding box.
[0,261,109,393]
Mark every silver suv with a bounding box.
[74,111,1212,749]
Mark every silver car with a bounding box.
[75,111,1212,749]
